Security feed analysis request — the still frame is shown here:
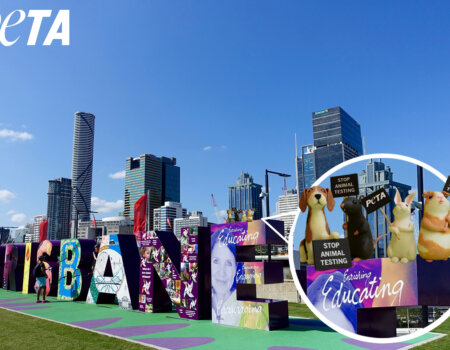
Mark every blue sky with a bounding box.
[1,1,449,230]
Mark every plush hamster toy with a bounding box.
[387,190,417,263]
[418,191,450,261]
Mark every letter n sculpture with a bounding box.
[211,219,288,330]
[139,227,211,319]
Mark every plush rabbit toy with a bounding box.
[387,189,417,263]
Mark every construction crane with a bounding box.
[211,194,223,223]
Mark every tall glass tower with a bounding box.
[71,112,95,230]
[124,154,180,229]
[297,144,316,196]
[228,171,263,220]
[313,107,363,179]
[47,178,72,240]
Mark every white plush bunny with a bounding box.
[387,189,417,263]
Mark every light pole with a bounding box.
[263,169,291,261]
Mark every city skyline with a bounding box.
[1,2,449,231]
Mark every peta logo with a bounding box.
[0,10,69,46]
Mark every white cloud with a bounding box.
[203,146,212,151]
[7,210,16,215]
[220,145,227,150]
[11,213,27,223]
[0,128,33,141]
[109,170,126,179]
[0,190,16,203]
[91,197,124,214]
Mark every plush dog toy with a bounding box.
[299,186,340,265]
[418,191,450,261]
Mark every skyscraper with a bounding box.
[71,112,95,232]
[276,189,298,236]
[359,159,411,258]
[47,177,72,240]
[33,215,47,242]
[124,154,180,229]
[313,107,363,179]
[296,144,316,195]
[228,171,263,220]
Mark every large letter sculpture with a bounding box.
[22,242,38,294]
[3,244,25,291]
[34,240,60,296]
[139,227,211,319]
[86,234,139,310]
[57,239,95,301]
[210,220,289,331]
[0,246,5,288]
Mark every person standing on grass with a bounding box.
[34,255,48,303]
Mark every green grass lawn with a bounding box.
[414,319,449,349]
[0,308,154,350]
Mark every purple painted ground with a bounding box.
[0,297,28,302]
[342,338,410,350]
[268,347,316,350]
[100,323,190,337]
[71,317,122,329]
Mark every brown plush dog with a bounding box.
[299,186,341,265]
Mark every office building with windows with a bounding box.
[228,171,263,220]
[153,201,187,233]
[33,215,47,242]
[124,154,180,230]
[71,112,95,234]
[276,189,298,236]
[313,107,363,179]
[174,211,209,239]
[47,177,72,240]
[359,159,411,258]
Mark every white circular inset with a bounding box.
[288,153,449,344]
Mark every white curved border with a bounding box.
[288,153,449,344]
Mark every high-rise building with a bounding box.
[276,189,298,236]
[47,177,72,240]
[228,171,263,220]
[71,112,95,233]
[297,145,316,196]
[33,215,47,242]
[124,154,180,230]
[153,201,187,232]
[359,159,411,258]
[313,107,363,179]
[174,211,208,239]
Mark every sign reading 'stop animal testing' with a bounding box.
[361,188,392,214]
[312,239,352,271]
[443,176,450,194]
[330,174,359,197]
